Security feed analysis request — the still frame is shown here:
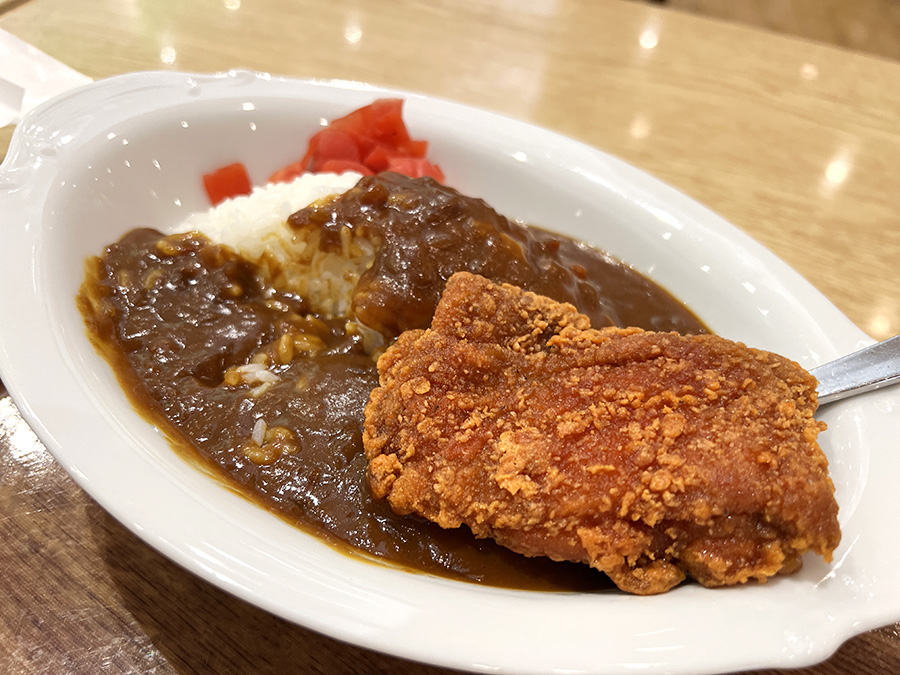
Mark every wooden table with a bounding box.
[1,1,898,673]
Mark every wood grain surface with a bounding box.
[1,1,898,673]
[656,0,900,62]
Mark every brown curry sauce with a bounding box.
[78,173,707,591]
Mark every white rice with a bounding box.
[174,171,361,255]
[170,172,373,319]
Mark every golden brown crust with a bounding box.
[363,272,841,594]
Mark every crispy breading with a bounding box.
[363,272,841,594]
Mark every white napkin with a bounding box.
[0,28,92,127]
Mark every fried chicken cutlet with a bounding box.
[363,272,841,594]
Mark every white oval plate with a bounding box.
[1,70,899,675]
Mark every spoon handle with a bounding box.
[811,334,900,405]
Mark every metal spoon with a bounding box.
[811,334,900,405]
